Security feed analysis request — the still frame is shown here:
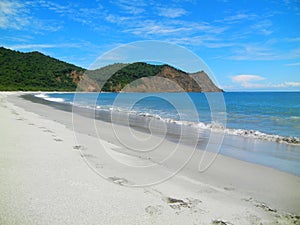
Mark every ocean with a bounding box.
[34,92,300,176]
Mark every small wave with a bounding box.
[133,112,300,145]
[95,105,143,118]
[289,116,300,121]
[44,97,65,103]
[138,112,162,120]
[34,93,65,103]
[76,102,300,145]
[224,128,300,145]
[34,93,48,98]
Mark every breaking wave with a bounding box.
[35,93,65,103]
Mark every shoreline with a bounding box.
[1,92,300,224]
[20,92,300,176]
[28,91,300,145]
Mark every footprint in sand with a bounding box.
[211,220,232,225]
[223,186,235,191]
[198,187,218,194]
[53,138,63,142]
[145,205,163,216]
[164,197,202,212]
[242,198,300,224]
[11,110,19,115]
[43,129,55,133]
[73,145,87,151]
[108,176,129,185]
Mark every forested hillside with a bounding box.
[0,47,84,91]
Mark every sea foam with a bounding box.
[34,93,65,103]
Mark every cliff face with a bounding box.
[69,71,100,92]
[158,66,202,92]
[190,71,223,92]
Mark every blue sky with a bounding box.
[0,0,300,91]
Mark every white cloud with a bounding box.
[125,22,192,35]
[105,14,131,24]
[0,0,65,31]
[157,7,187,18]
[230,75,300,89]
[229,45,274,60]
[228,44,300,61]
[111,0,146,15]
[119,17,227,40]
[102,1,227,42]
[241,83,266,88]
[4,43,86,51]
[0,0,29,29]
[37,0,72,14]
[167,36,235,48]
[251,20,273,35]
[231,75,266,83]
[274,82,300,87]
[6,44,57,50]
[223,13,257,23]
[285,62,300,66]
[231,75,266,88]
[33,0,105,29]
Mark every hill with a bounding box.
[0,47,84,91]
[0,47,222,92]
[85,62,222,92]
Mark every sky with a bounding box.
[0,0,300,91]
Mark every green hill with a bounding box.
[0,47,84,91]
[0,47,222,92]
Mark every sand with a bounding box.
[0,92,299,225]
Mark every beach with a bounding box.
[0,92,299,225]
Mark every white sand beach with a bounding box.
[0,92,299,225]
